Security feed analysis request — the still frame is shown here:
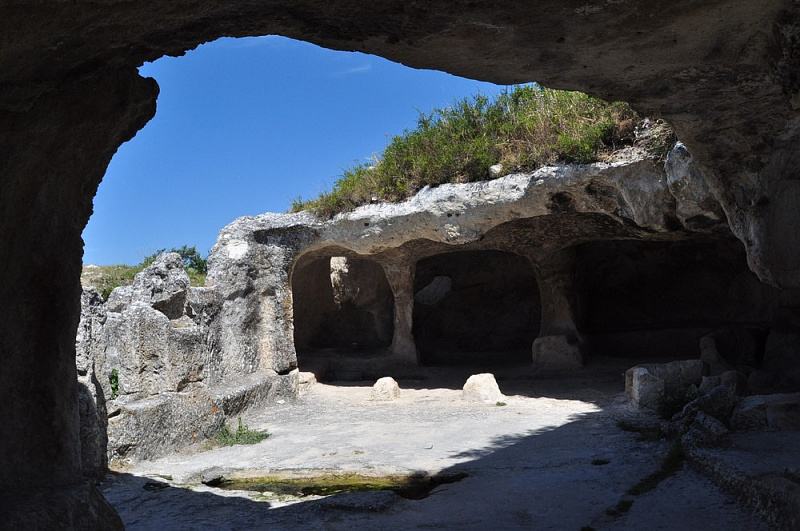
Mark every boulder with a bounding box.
[730,393,800,431]
[625,367,666,411]
[462,373,503,404]
[625,359,706,410]
[103,303,205,397]
[130,252,190,319]
[105,285,133,313]
[681,411,731,449]
[298,372,317,395]
[698,370,747,397]
[680,385,738,424]
[371,377,401,401]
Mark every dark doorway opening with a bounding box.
[292,253,394,353]
[577,237,780,362]
[413,250,540,366]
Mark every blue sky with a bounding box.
[83,36,505,265]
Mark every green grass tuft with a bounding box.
[290,84,675,218]
[82,245,208,300]
[109,368,120,399]
[215,417,270,447]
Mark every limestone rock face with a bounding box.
[206,213,318,380]
[129,252,190,319]
[462,373,503,404]
[664,142,726,232]
[76,288,109,480]
[103,303,205,397]
[76,253,297,464]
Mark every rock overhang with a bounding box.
[209,149,720,267]
[3,2,800,525]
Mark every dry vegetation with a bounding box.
[290,84,676,218]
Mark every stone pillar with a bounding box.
[207,231,306,380]
[0,70,155,527]
[382,259,419,364]
[529,248,585,371]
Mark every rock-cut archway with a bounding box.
[291,250,394,378]
[413,250,541,366]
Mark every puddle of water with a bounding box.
[219,471,468,500]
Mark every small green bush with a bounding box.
[291,85,675,218]
[142,245,207,286]
[83,245,208,299]
[215,417,270,447]
[109,369,120,399]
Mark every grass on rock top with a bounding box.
[291,84,676,218]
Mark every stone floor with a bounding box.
[102,359,781,530]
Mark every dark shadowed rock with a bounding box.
[730,393,800,431]
[626,360,706,411]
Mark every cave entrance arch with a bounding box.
[291,250,394,363]
[413,250,541,366]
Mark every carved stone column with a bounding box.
[382,259,419,364]
[529,248,585,371]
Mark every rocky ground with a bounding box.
[102,359,777,530]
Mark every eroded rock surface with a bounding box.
[78,253,297,465]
